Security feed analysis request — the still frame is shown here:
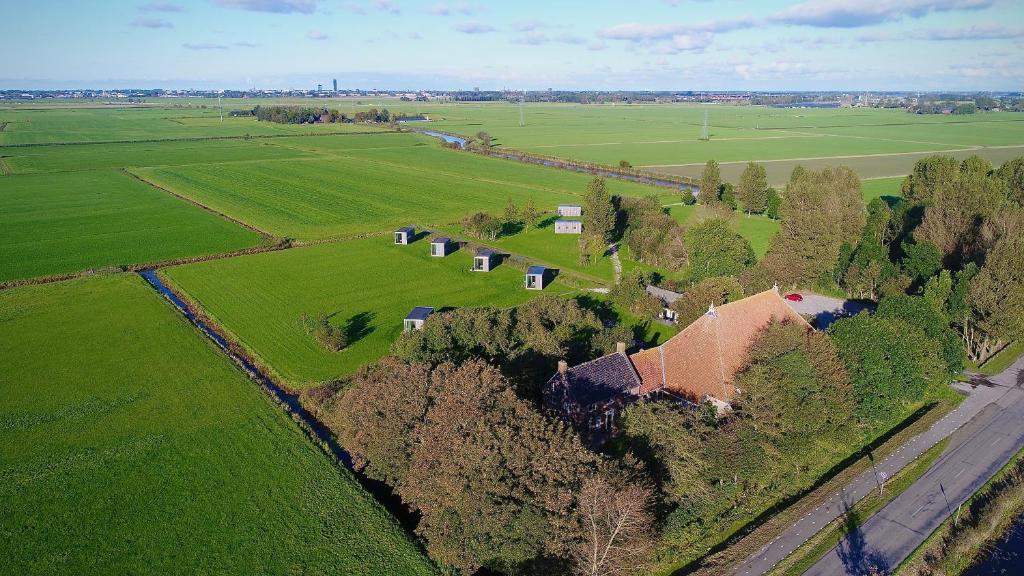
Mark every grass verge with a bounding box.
[768,438,950,575]
[681,396,961,575]
[897,447,1024,576]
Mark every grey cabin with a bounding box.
[557,204,583,217]
[404,306,433,332]
[525,265,548,290]
[646,285,683,323]
[554,219,583,234]
[430,236,453,257]
[473,248,498,272]
[395,226,415,245]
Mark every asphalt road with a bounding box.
[732,351,1024,576]
[806,357,1024,575]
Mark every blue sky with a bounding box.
[3,0,1023,90]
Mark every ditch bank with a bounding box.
[414,129,700,196]
[137,269,421,535]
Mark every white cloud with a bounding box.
[183,42,229,49]
[138,2,184,12]
[452,21,497,34]
[771,0,994,28]
[131,17,173,28]
[430,3,481,16]
[212,0,320,14]
[306,29,328,40]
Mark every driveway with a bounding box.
[783,292,875,329]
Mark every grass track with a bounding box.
[0,274,435,575]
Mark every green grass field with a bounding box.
[668,204,781,258]
[132,134,675,241]
[0,274,435,575]
[163,236,571,387]
[0,105,386,145]
[0,170,262,282]
[3,138,318,173]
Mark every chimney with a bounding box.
[557,360,568,374]
[616,341,626,354]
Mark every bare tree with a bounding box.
[573,476,655,576]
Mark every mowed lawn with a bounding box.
[163,236,568,387]
[668,204,781,258]
[0,170,262,282]
[133,135,673,241]
[0,274,435,575]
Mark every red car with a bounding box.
[784,293,803,302]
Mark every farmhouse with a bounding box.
[554,219,583,234]
[395,226,414,245]
[472,248,498,272]
[430,236,453,257]
[524,265,548,290]
[544,287,811,439]
[646,285,682,323]
[404,306,433,332]
[557,204,582,217]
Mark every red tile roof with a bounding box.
[630,288,811,402]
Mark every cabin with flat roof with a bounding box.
[554,220,583,234]
[525,265,548,290]
[473,248,498,272]
[404,306,433,332]
[395,226,414,245]
[430,236,453,257]
[557,204,582,217]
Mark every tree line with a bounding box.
[251,105,397,124]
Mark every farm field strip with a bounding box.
[0,169,262,283]
[163,236,568,387]
[0,273,435,575]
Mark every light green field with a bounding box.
[0,274,435,575]
[861,177,904,202]
[0,170,261,282]
[3,138,318,173]
[133,134,675,241]
[412,103,1024,180]
[668,204,781,258]
[0,105,386,145]
[164,236,570,387]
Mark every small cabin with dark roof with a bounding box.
[646,285,683,323]
[557,204,582,217]
[544,342,639,442]
[473,248,498,272]
[554,219,583,234]
[395,226,414,245]
[525,265,548,290]
[430,236,453,257]
[404,306,433,332]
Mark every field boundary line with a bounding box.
[123,168,278,240]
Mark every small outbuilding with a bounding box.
[646,285,683,323]
[554,220,583,234]
[430,236,453,257]
[404,306,434,332]
[557,204,583,217]
[395,226,415,245]
[473,248,498,272]
[525,265,548,290]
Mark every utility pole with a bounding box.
[700,109,709,141]
[519,95,524,127]
[219,95,223,122]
